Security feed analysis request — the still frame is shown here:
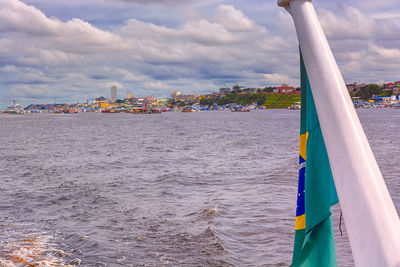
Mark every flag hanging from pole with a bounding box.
[291,53,339,266]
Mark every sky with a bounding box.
[1,0,400,107]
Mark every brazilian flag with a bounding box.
[291,53,339,266]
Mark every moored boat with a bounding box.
[181,106,192,112]
[231,106,251,112]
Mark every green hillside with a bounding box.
[199,92,300,109]
[264,93,300,109]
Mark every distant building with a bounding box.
[273,85,296,94]
[394,81,400,95]
[111,86,117,100]
[144,96,156,103]
[87,97,95,105]
[204,92,222,99]
[171,90,181,100]
[219,87,231,95]
[393,86,400,95]
[95,96,106,102]
[191,92,199,99]
[95,96,107,107]
[157,99,169,105]
[125,97,137,105]
[383,83,394,93]
[346,82,359,93]
[126,91,133,99]
[371,96,391,105]
[232,84,241,92]
[7,100,24,113]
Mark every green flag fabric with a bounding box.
[291,53,339,266]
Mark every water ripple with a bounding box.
[0,109,398,266]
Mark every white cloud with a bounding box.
[144,81,165,89]
[107,82,123,89]
[370,45,400,61]
[1,65,52,84]
[315,5,400,83]
[119,0,191,6]
[264,73,299,87]
[0,0,60,35]
[215,5,256,32]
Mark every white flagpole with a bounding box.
[278,0,400,266]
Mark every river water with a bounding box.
[0,109,399,266]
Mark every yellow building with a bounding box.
[157,99,169,106]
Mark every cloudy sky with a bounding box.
[1,0,400,107]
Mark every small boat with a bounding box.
[231,106,251,112]
[287,102,301,110]
[181,106,192,112]
[391,103,400,109]
[231,106,241,112]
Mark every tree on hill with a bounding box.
[232,84,241,92]
[263,87,274,93]
[172,100,185,106]
[355,84,382,100]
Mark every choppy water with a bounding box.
[0,109,399,266]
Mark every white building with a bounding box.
[126,91,133,99]
[111,86,117,100]
[7,100,24,114]
[171,90,181,100]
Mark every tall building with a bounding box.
[126,91,133,99]
[111,86,117,100]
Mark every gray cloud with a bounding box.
[316,5,400,83]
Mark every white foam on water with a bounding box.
[0,224,74,267]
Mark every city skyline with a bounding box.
[1,0,400,107]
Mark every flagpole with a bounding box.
[278,0,400,266]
